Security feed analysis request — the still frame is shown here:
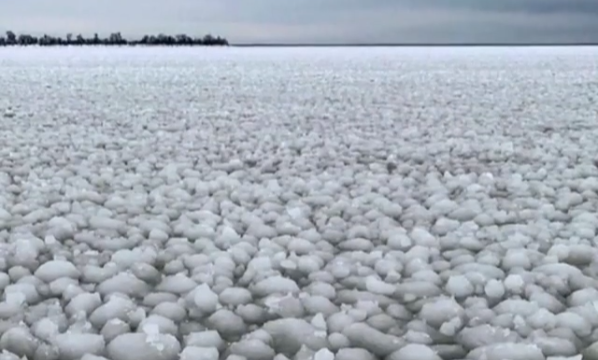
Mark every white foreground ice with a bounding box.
[0,45,597,360]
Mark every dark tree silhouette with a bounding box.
[6,31,17,45]
[0,30,229,46]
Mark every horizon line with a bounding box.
[231,42,598,47]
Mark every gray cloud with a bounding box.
[408,0,598,16]
[0,0,597,43]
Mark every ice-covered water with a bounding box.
[0,46,598,360]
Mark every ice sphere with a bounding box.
[0,327,38,359]
[419,297,465,328]
[184,331,225,351]
[365,275,395,295]
[387,344,441,360]
[107,333,181,360]
[314,348,334,360]
[35,260,81,282]
[97,272,150,298]
[53,333,105,360]
[335,348,376,360]
[179,346,219,360]
[446,275,474,297]
[343,322,404,357]
[467,343,544,360]
[251,276,300,297]
[191,283,220,314]
[229,339,275,360]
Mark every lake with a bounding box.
[0,46,597,360]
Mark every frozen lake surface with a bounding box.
[0,46,598,360]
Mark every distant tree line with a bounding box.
[0,31,228,46]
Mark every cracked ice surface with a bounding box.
[0,46,598,360]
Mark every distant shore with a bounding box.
[0,31,228,46]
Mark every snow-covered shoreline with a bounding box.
[0,47,598,360]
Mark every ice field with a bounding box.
[1,45,598,360]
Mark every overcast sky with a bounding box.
[0,0,597,44]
